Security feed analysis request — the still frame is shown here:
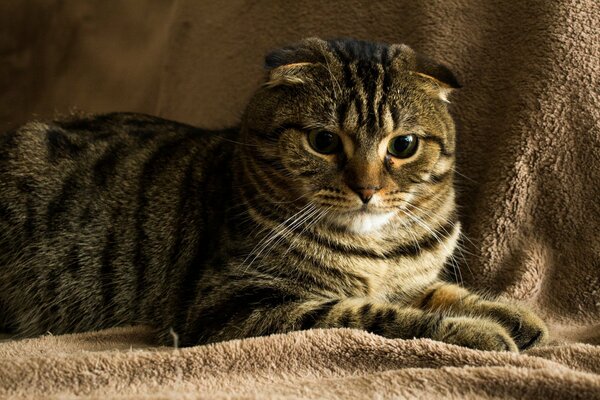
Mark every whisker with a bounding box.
[400,199,474,280]
[451,166,477,183]
[241,204,315,271]
[398,207,463,285]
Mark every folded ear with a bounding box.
[412,53,461,102]
[263,62,320,88]
[263,38,328,88]
[390,44,461,102]
[414,53,461,89]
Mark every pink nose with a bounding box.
[353,188,378,204]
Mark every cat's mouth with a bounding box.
[325,207,396,233]
[357,203,386,213]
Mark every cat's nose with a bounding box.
[352,187,380,204]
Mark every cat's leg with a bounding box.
[180,289,519,351]
[414,282,548,350]
[302,298,519,351]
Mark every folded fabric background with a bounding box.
[0,0,598,398]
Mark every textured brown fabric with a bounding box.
[0,327,599,399]
[0,0,599,398]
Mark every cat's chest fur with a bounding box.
[241,222,460,304]
[326,243,455,301]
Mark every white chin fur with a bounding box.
[329,211,395,234]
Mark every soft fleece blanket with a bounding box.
[0,0,599,398]
[0,327,599,399]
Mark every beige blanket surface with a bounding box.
[1,0,599,398]
[1,326,599,399]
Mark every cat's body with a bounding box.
[0,113,236,342]
[0,38,547,350]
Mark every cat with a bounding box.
[0,38,547,350]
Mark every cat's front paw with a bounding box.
[433,317,518,352]
[481,302,548,350]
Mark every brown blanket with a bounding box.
[1,0,599,398]
[0,326,599,399]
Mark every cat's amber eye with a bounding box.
[307,130,342,155]
[387,134,419,159]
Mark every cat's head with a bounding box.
[240,38,460,234]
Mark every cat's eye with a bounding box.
[307,130,342,155]
[387,135,419,159]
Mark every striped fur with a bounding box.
[0,38,546,351]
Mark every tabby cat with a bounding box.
[0,38,547,351]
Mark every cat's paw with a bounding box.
[481,302,548,350]
[433,317,518,352]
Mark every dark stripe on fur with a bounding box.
[133,136,193,317]
[336,100,350,129]
[339,60,364,127]
[338,309,353,327]
[307,220,457,259]
[0,130,17,165]
[287,247,371,295]
[174,140,231,330]
[297,299,339,329]
[353,96,364,127]
[365,308,394,336]
[46,128,86,163]
[186,285,297,345]
[419,288,437,309]
[93,143,126,187]
[241,184,303,228]
[356,60,379,129]
[377,48,391,129]
[414,313,444,339]
[24,197,36,239]
[423,135,453,157]
[168,152,200,267]
[251,255,342,294]
[100,228,117,324]
[359,303,372,318]
[43,269,61,331]
[297,170,318,178]
[17,178,37,239]
[46,174,81,232]
[67,245,83,275]
[0,203,15,223]
[341,58,356,89]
